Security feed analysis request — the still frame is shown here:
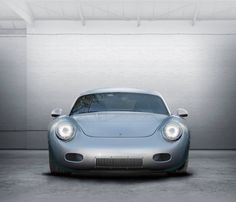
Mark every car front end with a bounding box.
[48,112,190,175]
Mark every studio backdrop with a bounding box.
[0,23,236,149]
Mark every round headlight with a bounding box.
[163,122,182,141]
[56,122,75,141]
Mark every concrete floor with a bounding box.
[0,151,235,202]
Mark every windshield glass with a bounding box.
[70,92,169,115]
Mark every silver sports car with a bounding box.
[48,88,190,175]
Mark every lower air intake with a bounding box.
[96,158,143,169]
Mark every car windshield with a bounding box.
[70,92,169,115]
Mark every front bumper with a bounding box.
[49,129,190,172]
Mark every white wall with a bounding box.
[0,35,27,148]
[27,32,236,149]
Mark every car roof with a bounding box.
[80,88,163,97]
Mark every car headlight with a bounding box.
[56,122,75,141]
[163,122,182,141]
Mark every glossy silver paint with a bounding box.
[48,88,190,174]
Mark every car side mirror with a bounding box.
[51,108,63,118]
[177,108,188,118]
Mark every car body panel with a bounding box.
[72,112,168,138]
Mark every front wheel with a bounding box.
[49,149,71,176]
[176,158,188,174]
[167,158,189,175]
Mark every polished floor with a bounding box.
[0,150,235,202]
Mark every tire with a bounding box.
[176,158,188,174]
[176,143,190,174]
[49,149,71,176]
[167,158,188,176]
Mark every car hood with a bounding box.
[72,112,168,138]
